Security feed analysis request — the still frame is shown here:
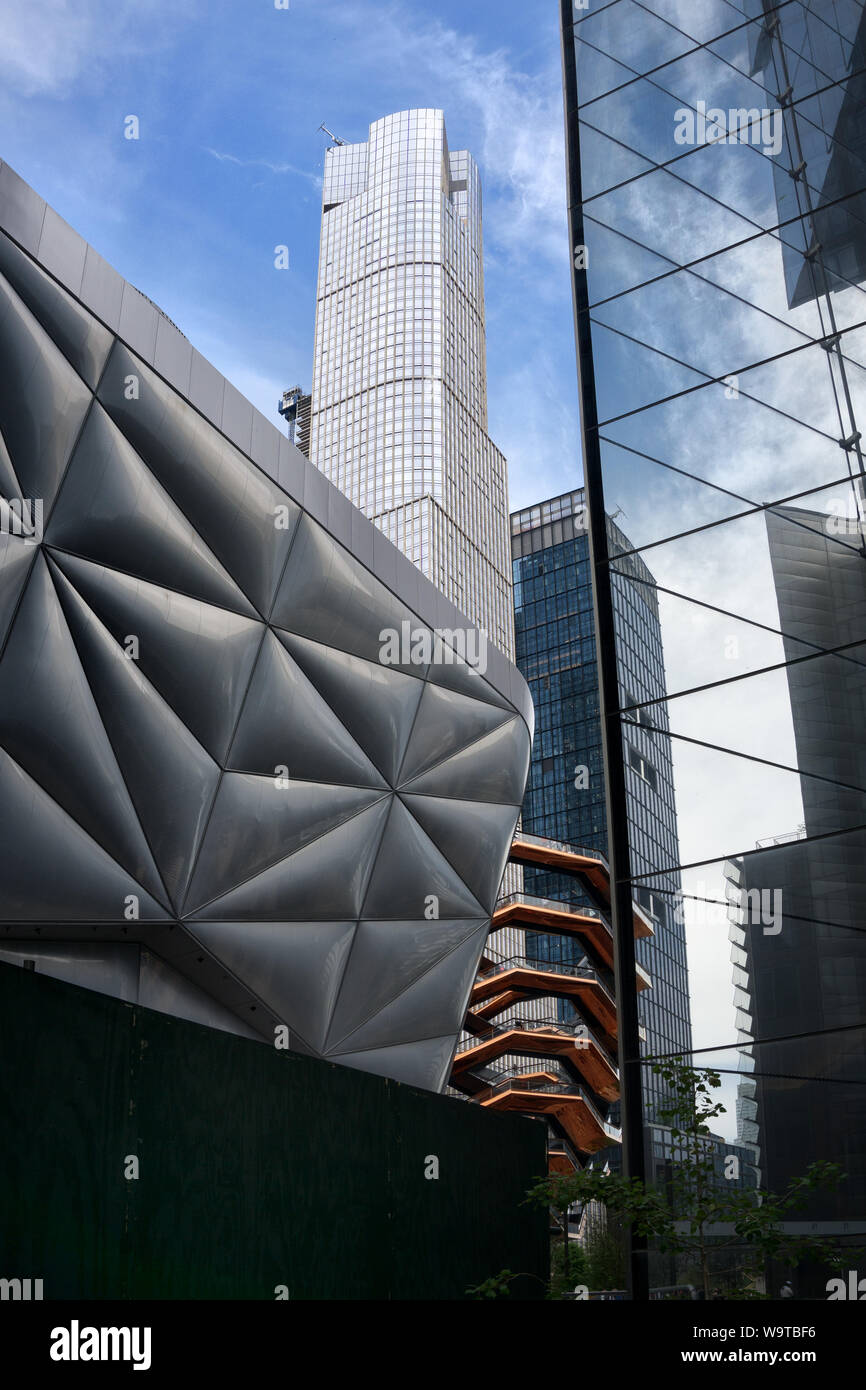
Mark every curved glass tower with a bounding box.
[309,109,513,656]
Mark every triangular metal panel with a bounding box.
[51,560,221,910]
[0,270,92,511]
[227,630,386,789]
[0,228,113,388]
[96,341,300,615]
[0,532,34,650]
[324,916,487,1053]
[184,774,388,914]
[46,403,257,618]
[186,794,392,922]
[399,716,530,804]
[360,797,486,920]
[0,747,171,922]
[397,678,511,785]
[271,511,428,674]
[425,644,515,712]
[328,1033,458,1092]
[277,630,424,786]
[328,923,489,1056]
[0,555,168,904]
[399,792,521,913]
[186,920,357,1055]
[0,428,22,500]
[49,550,264,764]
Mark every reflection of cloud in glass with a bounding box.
[570,0,866,1212]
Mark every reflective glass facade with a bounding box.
[310,110,513,654]
[511,490,692,1123]
[745,0,866,307]
[562,0,866,1263]
[727,500,866,1215]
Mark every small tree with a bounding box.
[466,1269,548,1300]
[549,1240,589,1300]
[584,1214,627,1291]
[527,1061,849,1299]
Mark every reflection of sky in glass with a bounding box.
[568,0,866,1186]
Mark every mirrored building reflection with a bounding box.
[561,0,866,1274]
[727,501,866,1240]
[746,0,866,308]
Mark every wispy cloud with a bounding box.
[0,0,197,98]
[328,0,567,275]
[205,148,322,189]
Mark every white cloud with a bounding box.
[0,0,196,98]
[205,148,322,190]
[328,1,568,275]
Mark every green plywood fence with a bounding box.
[0,964,548,1299]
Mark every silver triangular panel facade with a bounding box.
[0,160,534,1092]
[278,630,425,786]
[0,428,23,500]
[0,554,168,904]
[324,917,488,1053]
[228,630,387,788]
[328,923,490,1057]
[47,402,257,618]
[185,919,358,1055]
[0,268,92,511]
[184,777,388,915]
[50,550,264,763]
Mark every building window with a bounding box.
[628,745,658,791]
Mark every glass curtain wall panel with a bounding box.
[563,0,866,1293]
[511,491,693,1136]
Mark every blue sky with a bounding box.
[3,0,815,1109]
[0,0,579,511]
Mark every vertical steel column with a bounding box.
[559,0,649,1300]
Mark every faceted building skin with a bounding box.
[0,159,533,1094]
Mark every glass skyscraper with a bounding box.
[309,109,513,655]
[511,490,692,1123]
